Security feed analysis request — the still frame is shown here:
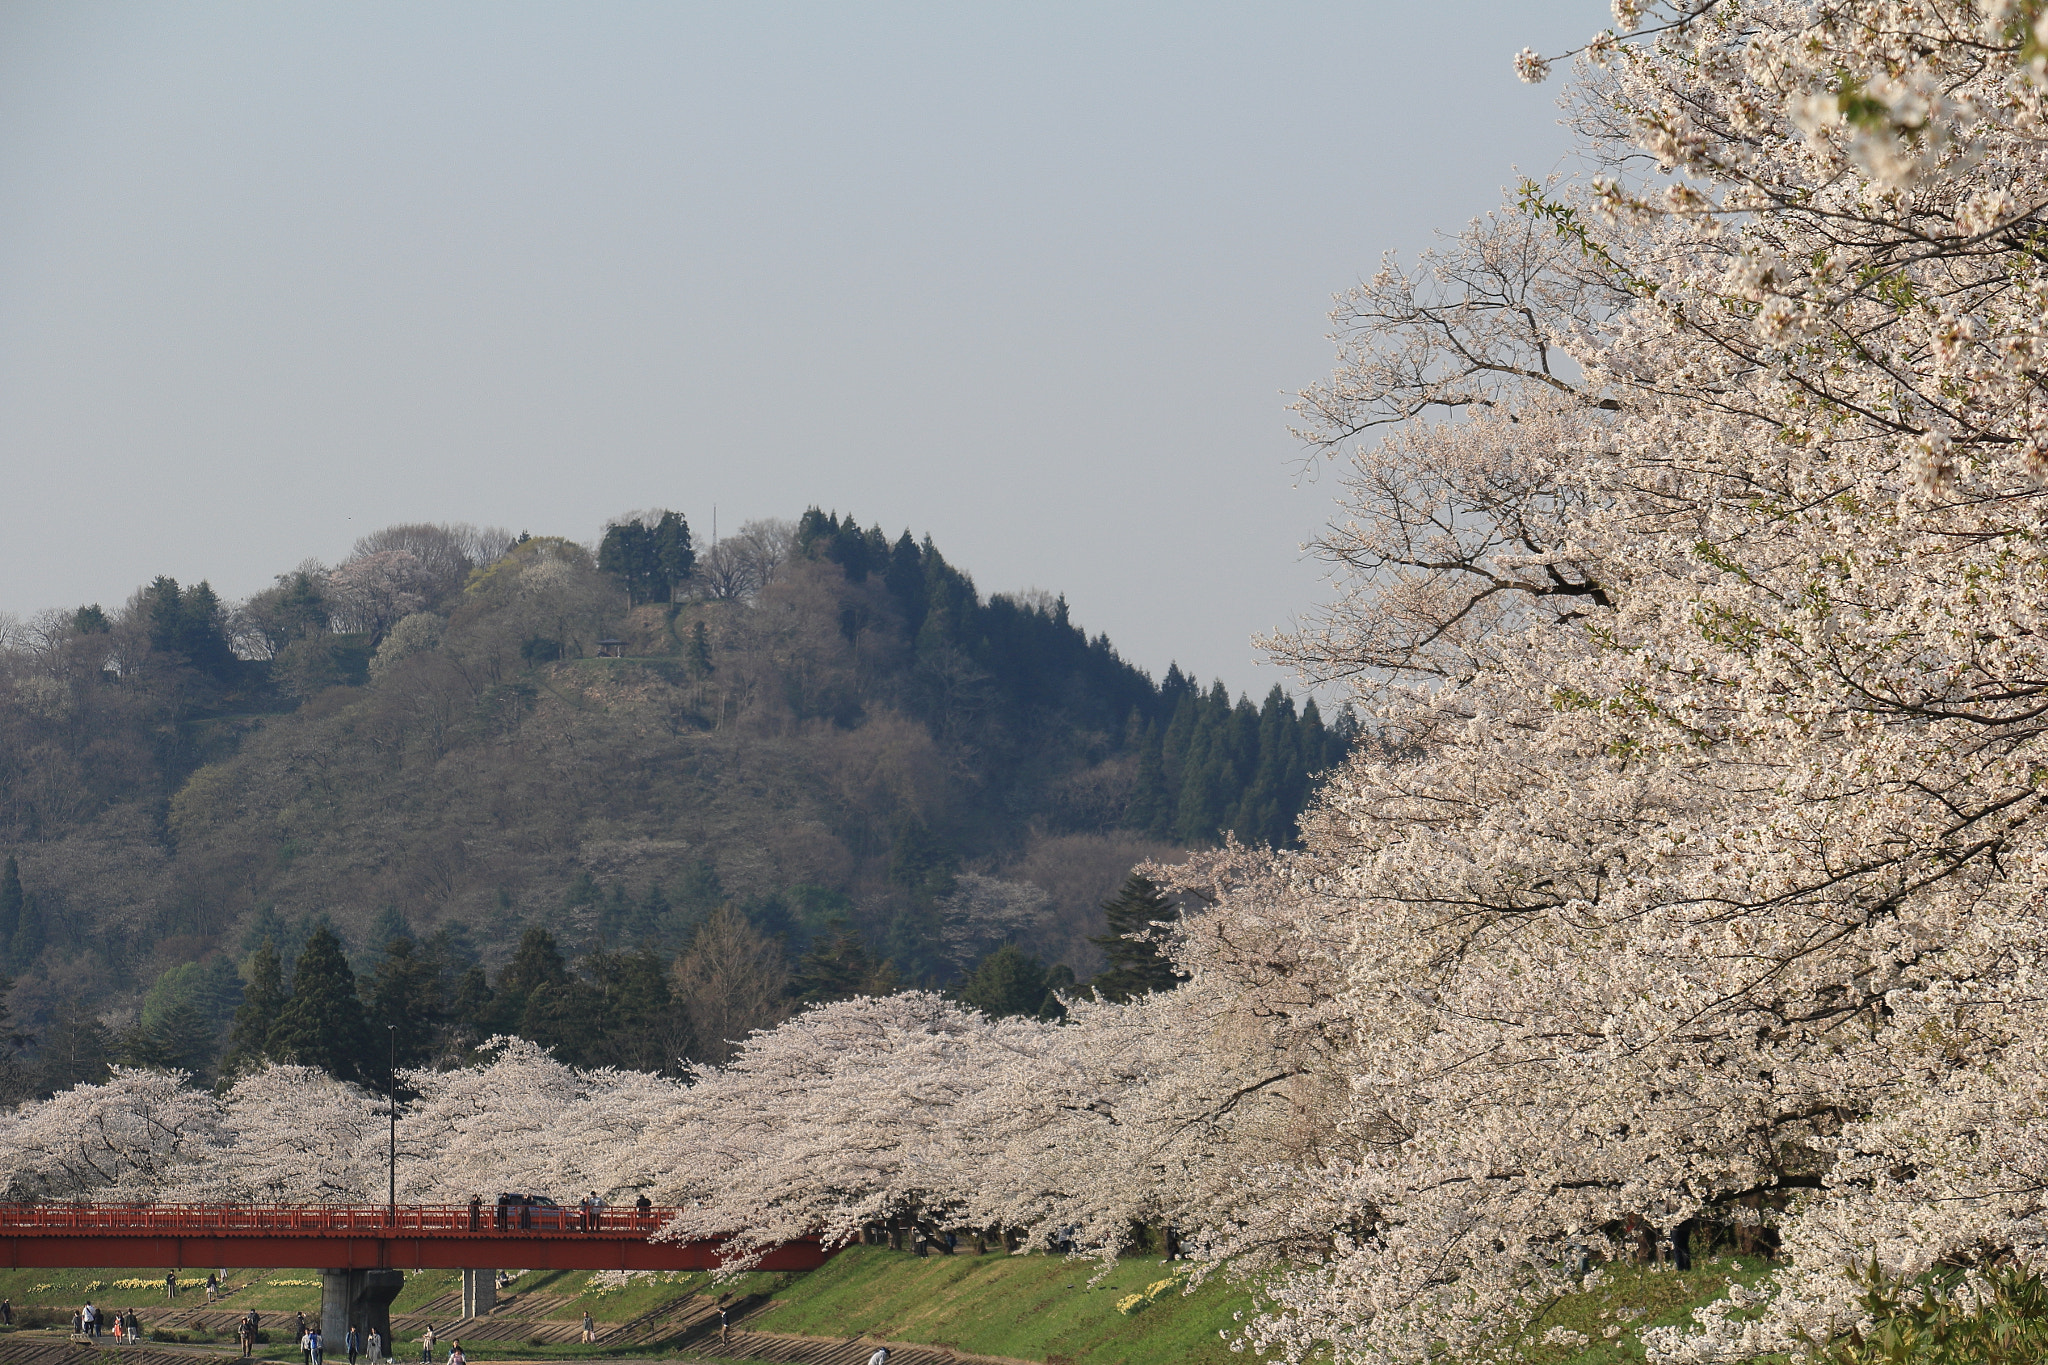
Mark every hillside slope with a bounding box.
[0,512,1349,1088]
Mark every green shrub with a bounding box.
[1808,1262,2048,1364]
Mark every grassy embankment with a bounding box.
[0,1250,1786,1365]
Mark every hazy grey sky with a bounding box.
[1,1,1594,697]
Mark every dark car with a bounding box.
[493,1194,570,1231]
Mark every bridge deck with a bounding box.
[0,1204,827,1272]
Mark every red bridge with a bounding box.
[0,1203,828,1273]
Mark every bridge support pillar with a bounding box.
[322,1270,352,1348]
[322,1269,404,1354]
[460,1269,495,1320]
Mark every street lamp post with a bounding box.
[387,1024,397,1225]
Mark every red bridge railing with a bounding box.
[0,1203,676,1238]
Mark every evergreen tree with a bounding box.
[142,575,238,682]
[791,918,897,1002]
[887,821,957,900]
[221,939,286,1076]
[494,926,572,1033]
[687,620,714,677]
[1088,873,1186,1002]
[601,516,693,605]
[675,859,724,917]
[73,603,110,634]
[367,905,415,953]
[1125,723,1171,838]
[34,1001,111,1096]
[265,925,373,1082]
[368,936,450,1068]
[451,966,495,1049]
[650,510,695,594]
[517,977,604,1063]
[884,531,926,635]
[953,944,1068,1021]
[0,974,29,1102]
[120,995,218,1078]
[578,947,681,1070]
[0,856,19,965]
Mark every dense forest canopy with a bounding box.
[0,510,1350,1095]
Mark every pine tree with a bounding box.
[265,925,373,1082]
[675,859,724,916]
[451,966,495,1049]
[368,935,450,1069]
[651,511,695,596]
[792,918,897,1002]
[121,995,218,1078]
[367,905,415,953]
[598,522,659,605]
[221,939,286,1077]
[0,856,20,964]
[885,531,926,635]
[1088,873,1186,1002]
[0,973,29,1103]
[687,620,714,677]
[1125,723,1171,838]
[953,944,1066,1020]
[494,926,572,1032]
[34,1001,111,1096]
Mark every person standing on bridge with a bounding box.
[467,1195,481,1233]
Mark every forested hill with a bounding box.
[0,510,1351,1093]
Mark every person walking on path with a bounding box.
[419,1324,436,1363]
[580,1312,595,1344]
[295,1312,307,1343]
[126,1311,140,1343]
[112,1311,124,1346]
[300,1326,314,1365]
[715,1303,728,1343]
[1,1297,12,1327]
[238,1317,254,1359]
[206,1273,219,1303]
[366,1327,382,1365]
[445,1342,465,1365]
[346,1323,361,1365]
[84,1302,98,1338]
[866,1348,891,1365]
[164,1272,177,1301]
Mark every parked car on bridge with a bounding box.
[493,1194,570,1231]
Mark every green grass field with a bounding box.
[0,1249,1786,1364]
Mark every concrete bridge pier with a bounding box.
[460,1269,496,1319]
[321,1269,404,1353]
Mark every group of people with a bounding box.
[71,1302,142,1343]
[292,1319,400,1365]
[414,1324,466,1365]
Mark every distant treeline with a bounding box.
[0,506,1355,1103]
